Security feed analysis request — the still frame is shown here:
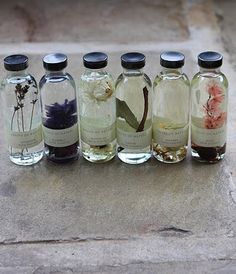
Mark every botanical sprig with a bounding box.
[10,81,39,155]
[43,98,78,161]
[15,83,29,106]
[203,81,226,129]
[44,99,77,129]
[83,80,113,103]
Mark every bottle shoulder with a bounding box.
[191,71,228,89]
[154,72,190,87]
[3,73,37,85]
[115,72,152,88]
[39,72,75,89]
[80,70,113,82]
[1,73,38,94]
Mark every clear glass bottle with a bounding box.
[39,53,79,163]
[116,52,152,164]
[153,51,190,163]
[78,52,116,163]
[1,54,43,166]
[191,51,228,163]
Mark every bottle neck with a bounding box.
[84,68,106,74]
[199,67,221,74]
[123,68,144,76]
[6,69,28,77]
[161,67,183,74]
[45,69,66,75]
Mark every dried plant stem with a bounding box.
[136,86,149,132]
[20,107,28,155]
[10,111,16,155]
[10,111,16,131]
[204,95,212,117]
[29,103,35,130]
[15,93,21,131]
[21,107,25,132]
[16,111,20,132]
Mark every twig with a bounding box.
[136,86,149,132]
[21,107,25,132]
[15,92,21,131]
[10,111,16,131]
[29,101,36,130]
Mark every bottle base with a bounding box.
[83,152,115,163]
[10,150,44,166]
[153,145,187,164]
[45,143,79,164]
[191,143,226,163]
[46,154,79,164]
[117,148,151,164]
[81,141,116,163]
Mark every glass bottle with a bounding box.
[191,51,228,163]
[153,51,190,163]
[78,52,116,163]
[116,52,152,164]
[1,54,43,166]
[39,53,79,163]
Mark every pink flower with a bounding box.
[203,97,223,116]
[208,83,223,97]
[207,97,223,113]
[204,112,227,129]
[203,82,226,129]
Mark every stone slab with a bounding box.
[0,0,235,272]
[0,236,236,273]
[0,48,235,243]
[1,260,236,274]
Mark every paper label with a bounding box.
[153,125,189,147]
[43,124,79,147]
[117,126,152,149]
[7,126,42,149]
[191,124,226,147]
[81,121,116,146]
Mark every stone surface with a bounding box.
[1,260,236,274]
[0,237,236,273]
[0,0,189,43]
[0,0,236,273]
[214,0,236,69]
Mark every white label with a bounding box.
[117,127,152,149]
[153,125,189,147]
[43,124,79,147]
[81,121,116,146]
[7,126,42,149]
[191,124,226,147]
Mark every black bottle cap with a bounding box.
[121,52,146,69]
[43,53,67,71]
[83,52,108,69]
[198,51,223,68]
[4,54,28,71]
[160,51,185,68]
